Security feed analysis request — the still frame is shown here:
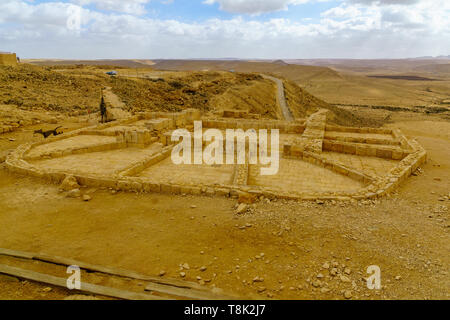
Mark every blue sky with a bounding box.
[29,0,339,22]
[0,0,449,59]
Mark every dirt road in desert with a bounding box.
[262,75,294,121]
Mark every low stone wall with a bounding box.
[283,146,375,185]
[5,109,427,202]
[325,125,394,135]
[324,133,400,146]
[118,146,172,177]
[0,53,17,67]
[203,119,305,134]
[0,124,20,134]
[322,140,410,160]
[24,141,126,161]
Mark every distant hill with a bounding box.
[413,64,450,75]
[25,59,151,69]
[152,59,342,83]
[272,59,289,66]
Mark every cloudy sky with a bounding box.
[0,0,449,59]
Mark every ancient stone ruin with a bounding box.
[0,52,18,67]
[6,109,427,201]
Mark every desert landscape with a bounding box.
[0,54,448,301]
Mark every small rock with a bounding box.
[344,290,352,299]
[66,189,81,198]
[60,175,80,191]
[82,195,91,202]
[199,266,207,272]
[182,263,190,270]
[235,203,248,215]
[180,272,186,278]
[322,262,330,269]
[159,271,166,277]
[42,287,52,293]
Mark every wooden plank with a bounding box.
[0,248,35,259]
[0,247,235,300]
[0,247,200,289]
[144,282,233,301]
[0,264,167,300]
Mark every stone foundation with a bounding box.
[6,109,427,201]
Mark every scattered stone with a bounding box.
[182,263,190,270]
[340,275,351,283]
[199,266,207,272]
[82,195,91,202]
[238,193,257,204]
[159,271,166,277]
[395,276,402,281]
[316,273,324,279]
[180,272,186,278]
[344,290,352,299]
[344,268,351,275]
[235,203,248,215]
[66,188,81,198]
[42,287,52,293]
[322,262,330,270]
[190,205,197,209]
[60,175,80,191]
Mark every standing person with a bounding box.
[99,91,107,123]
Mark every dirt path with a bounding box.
[262,75,294,121]
[102,87,131,121]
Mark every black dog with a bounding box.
[34,126,63,139]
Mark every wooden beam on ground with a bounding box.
[0,264,167,300]
[0,247,235,300]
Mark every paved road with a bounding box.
[262,75,295,121]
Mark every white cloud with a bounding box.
[0,0,449,59]
[71,0,151,15]
[203,0,312,15]
[348,0,420,5]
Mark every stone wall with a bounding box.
[0,53,17,67]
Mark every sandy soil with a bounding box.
[0,115,448,300]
